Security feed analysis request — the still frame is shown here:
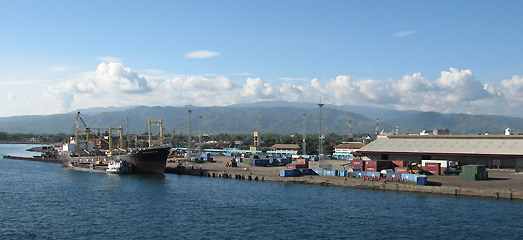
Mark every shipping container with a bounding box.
[462,165,487,174]
[286,164,297,169]
[313,169,323,175]
[417,175,428,185]
[338,170,348,177]
[365,166,377,172]
[252,159,269,166]
[366,172,381,178]
[351,160,364,167]
[296,158,309,165]
[299,168,317,175]
[323,170,338,176]
[365,160,391,171]
[389,173,402,179]
[395,167,408,173]
[422,160,449,168]
[351,168,362,171]
[353,171,365,178]
[392,160,407,167]
[459,171,488,180]
[280,169,302,177]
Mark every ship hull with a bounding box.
[60,146,170,174]
[121,147,170,174]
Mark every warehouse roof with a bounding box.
[357,135,523,157]
[270,144,300,150]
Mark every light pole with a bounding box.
[187,109,192,160]
[302,113,307,155]
[199,115,202,157]
[318,103,325,160]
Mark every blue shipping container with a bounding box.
[323,170,338,176]
[353,171,365,178]
[299,168,317,175]
[280,169,300,177]
[417,175,428,185]
[338,170,348,177]
[252,159,269,166]
[366,172,381,178]
[389,173,402,179]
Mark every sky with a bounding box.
[1,0,523,117]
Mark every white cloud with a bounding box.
[97,56,122,63]
[184,50,220,59]
[393,30,417,37]
[6,93,15,100]
[278,77,308,82]
[42,63,523,118]
[501,75,523,100]
[49,66,69,72]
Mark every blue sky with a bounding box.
[1,0,523,117]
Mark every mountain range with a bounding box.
[0,101,520,135]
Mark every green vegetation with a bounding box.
[0,132,68,143]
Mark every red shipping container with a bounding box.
[365,166,377,172]
[422,166,440,175]
[366,161,390,171]
[441,167,446,174]
[286,164,297,169]
[426,162,441,168]
[296,158,309,165]
[296,164,308,169]
[366,161,377,168]
[351,160,364,167]
[395,167,408,173]
[392,161,406,167]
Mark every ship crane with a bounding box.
[74,111,92,155]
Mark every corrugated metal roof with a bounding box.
[357,136,523,156]
[270,144,300,149]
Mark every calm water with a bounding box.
[1,144,522,239]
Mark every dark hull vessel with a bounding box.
[60,146,170,174]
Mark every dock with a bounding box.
[3,155,61,164]
[166,156,523,200]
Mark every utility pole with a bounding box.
[302,113,307,155]
[199,115,202,157]
[187,109,192,160]
[318,102,325,160]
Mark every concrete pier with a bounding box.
[167,156,523,200]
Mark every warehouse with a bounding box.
[356,135,523,169]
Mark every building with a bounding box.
[268,144,300,155]
[333,142,363,154]
[356,135,523,169]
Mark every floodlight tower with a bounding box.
[199,115,203,156]
[302,113,307,155]
[187,109,192,159]
[349,117,352,140]
[318,102,325,160]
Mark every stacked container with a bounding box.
[365,160,390,172]
[351,160,365,170]
[423,162,441,175]
[459,165,488,180]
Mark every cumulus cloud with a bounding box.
[43,62,523,118]
[184,50,220,59]
[501,75,523,100]
[393,30,417,37]
[97,56,122,62]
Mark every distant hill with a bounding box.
[378,110,523,135]
[0,105,382,135]
[0,102,521,135]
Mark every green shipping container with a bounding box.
[459,172,488,180]
[461,165,487,174]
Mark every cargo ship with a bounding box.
[59,112,170,174]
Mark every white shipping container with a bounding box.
[422,160,449,168]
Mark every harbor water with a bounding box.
[1,144,522,239]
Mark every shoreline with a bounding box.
[167,156,523,201]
